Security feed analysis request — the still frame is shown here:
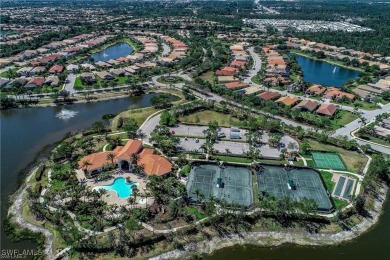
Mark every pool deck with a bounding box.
[75,169,152,207]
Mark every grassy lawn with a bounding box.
[320,171,350,209]
[215,155,252,163]
[0,68,17,78]
[117,76,127,84]
[330,110,359,130]
[320,170,335,193]
[251,75,262,85]
[355,133,390,147]
[185,207,206,220]
[200,71,215,85]
[332,99,380,111]
[306,140,367,173]
[333,198,349,209]
[156,76,184,85]
[306,159,315,167]
[112,106,160,131]
[74,77,83,88]
[258,159,287,165]
[123,37,143,52]
[180,110,240,127]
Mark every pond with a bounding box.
[0,93,164,253]
[295,54,360,87]
[90,42,133,62]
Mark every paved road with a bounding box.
[161,43,171,57]
[244,47,262,84]
[63,73,77,94]
[244,43,390,154]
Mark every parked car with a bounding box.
[231,127,240,132]
[195,138,199,143]
[217,132,226,138]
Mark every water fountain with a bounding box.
[55,109,78,120]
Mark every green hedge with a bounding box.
[35,165,45,182]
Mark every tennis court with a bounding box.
[187,163,253,207]
[311,152,346,171]
[257,165,333,212]
[332,175,356,201]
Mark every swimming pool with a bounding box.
[94,177,139,198]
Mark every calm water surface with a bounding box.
[91,42,133,62]
[0,94,159,254]
[295,55,360,87]
[1,95,389,260]
[204,193,390,260]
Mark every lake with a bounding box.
[90,42,133,62]
[1,95,389,260]
[295,54,360,87]
[204,191,389,260]
[0,94,161,253]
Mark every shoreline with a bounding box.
[8,159,388,260]
[292,50,365,73]
[3,88,177,110]
[151,186,388,260]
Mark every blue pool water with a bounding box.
[96,177,138,198]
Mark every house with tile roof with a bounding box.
[294,100,319,112]
[316,104,338,117]
[275,96,300,107]
[49,65,64,74]
[25,77,45,88]
[306,85,327,96]
[223,81,249,90]
[78,140,172,176]
[258,91,281,101]
[324,87,355,101]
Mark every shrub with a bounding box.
[117,117,124,129]
[35,165,45,182]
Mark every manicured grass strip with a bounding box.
[180,110,240,127]
[185,207,206,220]
[320,171,335,194]
[215,155,252,163]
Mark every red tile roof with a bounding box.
[215,70,235,76]
[316,104,338,117]
[49,65,64,74]
[27,77,45,86]
[115,139,142,160]
[224,81,249,90]
[138,148,172,176]
[78,151,113,171]
[258,91,281,101]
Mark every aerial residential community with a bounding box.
[0,1,389,260]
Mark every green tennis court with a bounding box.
[311,152,346,171]
[187,163,253,207]
[257,165,333,212]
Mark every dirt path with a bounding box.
[8,166,55,258]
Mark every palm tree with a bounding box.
[194,189,204,204]
[137,130,146,141]
[82,160,92,172]
[127,197,136,209]
[106,153,116,164]
[95,136,103,147]
[132,187,139,203]
[130,153,140,164]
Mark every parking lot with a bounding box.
[172,125,298,158]
[170,125,248,140]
